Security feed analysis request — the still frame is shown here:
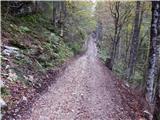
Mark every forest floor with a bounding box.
[17,37,147,120]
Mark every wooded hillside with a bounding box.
[95,1,160,119]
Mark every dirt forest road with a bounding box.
[24,36,132,120]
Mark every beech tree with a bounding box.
[145,1,160,114]
[127,1,143,80]
[108,2,132,70]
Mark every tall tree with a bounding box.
[145,1,160,114]
[52,1,66,36]
[127,1,143,80]
[109,2,121,70]
[108,2,132,70]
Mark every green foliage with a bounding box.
[19,26,31,33]
[113,62,125,76]
[37,32,73,68]
[1,87,10,96]
[64,1,96,49]
[69,43,82,55]
[19,15,39,23]
[57,42,73,63]
[98,48,108,62]
[132,70,144,85]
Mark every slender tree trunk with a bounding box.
[52,2,56,27]
[52,1,66,36]
[109,15,119,70]
[127,1,142,80]
[108,2,124,70]
[110,24,122,70]
[96,22,102,41]
[52,1,58,27]
[145,1,160,114]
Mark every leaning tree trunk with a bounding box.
[145,1,160,115]
[127,1,142,80]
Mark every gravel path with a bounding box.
[25,37,132,120]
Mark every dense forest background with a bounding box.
[95,1,160,119]
[1,1,160,120]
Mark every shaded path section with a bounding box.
[24,36,132,120]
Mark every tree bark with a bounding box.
[108,2,131,70]
[52,1,66,36]
[127,1,142,80]
[145,1,160,114]
[153,67,160,120]
[96,21,103,41]
[52,1,57,27]
[109,2,120,70]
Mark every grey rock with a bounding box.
[4,46,19,50]
[3,45,20,57]
[22,96,27,102]
[0,97,7,108]
[143,110,153,120]
[0,113,3,120]
[0,80,4,87]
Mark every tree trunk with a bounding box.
[110,22,121,70]
[96,22,102,41]
[52,2,57,27]
[153,67,160,120]
[108,2,125,70]
[127,1,142,80]
[109,2,119,70]
[145,1,160,114]
[52,1,66,36]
